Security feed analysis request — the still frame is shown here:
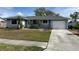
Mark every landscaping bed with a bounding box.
[69,29,79,36]
[0,29,51,42]
[0,43,44,51]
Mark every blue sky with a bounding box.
[0,7,79,18]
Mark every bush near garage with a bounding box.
[73,23,79,29]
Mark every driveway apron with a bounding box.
[45,30,79,51]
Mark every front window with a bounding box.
[12,20,17,24]
[33,20,37,24]
[43,20,47,24]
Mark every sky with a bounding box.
[0,7,79,18]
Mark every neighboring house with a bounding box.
[76,19,79,24]
[0,17,6,28]
[5,15,68,29]
[5,16,25,28]
[68,18,79,27]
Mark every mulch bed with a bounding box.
[70,30,79,36]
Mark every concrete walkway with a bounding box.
[0,38,47,48]
[45,30,79,51]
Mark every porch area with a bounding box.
[25,20,50,29]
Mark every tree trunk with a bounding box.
[17,20,20,29]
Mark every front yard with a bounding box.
[0,29,51,42]
[0,43,44,51]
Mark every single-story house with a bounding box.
[68,18,79,27]
[0,17,6,28]
[5,16,68,29]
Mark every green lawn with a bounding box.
[0,29,51,42]
[0,44,44,51]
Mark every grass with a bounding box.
[0,43,44,51]
[0,29,51,42]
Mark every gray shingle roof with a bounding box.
[6,16,68,21]
[24,16,68,21]
[6,16,24,20]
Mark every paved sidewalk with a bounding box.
[0,38,47,48]
[45,30,79,51]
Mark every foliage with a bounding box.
[73,23,79,29]
[45,10,56,16]
[34,7,59,16]
[70,12,79,22]
[34,7,46,16]
[16,16,24,29]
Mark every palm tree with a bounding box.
[16,16,24,29]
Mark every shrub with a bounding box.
[73,23,79,29]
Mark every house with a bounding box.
[0,17,6,28]
[68,18,79,27]
[5,16,68,29]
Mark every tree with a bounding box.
[70,12,79,22]
[56,13,60,16]
[34,7,58,16]
[34,7,46,16]
[74,12,79,22]
[45,10,56,16]
[16,16,24,29]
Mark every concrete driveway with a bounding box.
[45,30,79,51]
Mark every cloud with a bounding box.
[53,7,79,17]
[0,12,14,18]
[62,8,79,17]
[0,7,14,10]
[0,13,3,16]
[64,8,79,13]
[16,12,24,16]
[0,7,14,18]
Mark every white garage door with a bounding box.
[51,21,66,29]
